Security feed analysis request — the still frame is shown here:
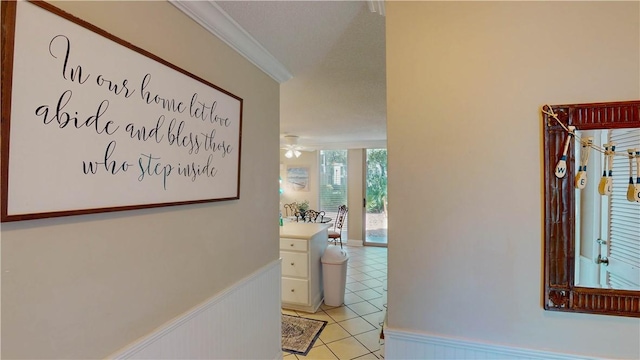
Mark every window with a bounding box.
[319,150,348,228]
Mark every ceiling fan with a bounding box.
[281,135,306,158]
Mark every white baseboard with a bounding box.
[385,328,604,360]
[108,259,282,360]
[346,239,363,246]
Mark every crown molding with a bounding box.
[170,0,293,84]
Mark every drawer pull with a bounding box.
[290,243,294,247]
[291,262,295,266]
[290,289,295,292]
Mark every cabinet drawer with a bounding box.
[282,278,309,304]
[281,252,309,278]
[280,238,308,251]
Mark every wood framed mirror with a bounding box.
[543,100,640,317]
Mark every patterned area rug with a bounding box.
[281,314,327,355]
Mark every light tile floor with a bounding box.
[283,245,387,360]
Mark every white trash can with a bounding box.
[321,246,349,306]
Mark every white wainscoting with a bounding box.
[109,259,282,360]
[385,328,604,360]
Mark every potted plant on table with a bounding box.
[296,200,310,221]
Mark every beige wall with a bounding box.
[347,149,364,242]
[1,1,280,358]
[387,1,640,359]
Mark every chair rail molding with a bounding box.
[169,0,292,84]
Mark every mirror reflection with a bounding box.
[574,128,640,291]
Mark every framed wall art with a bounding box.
[286,166,309,192]
[1,1,243,222]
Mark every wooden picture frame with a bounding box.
[542,100,640,317]
[1,1,243,222]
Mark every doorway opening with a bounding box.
[364,148,387,246]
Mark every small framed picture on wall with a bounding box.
[286,166,309,192]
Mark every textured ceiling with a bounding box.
[215,1,387,150]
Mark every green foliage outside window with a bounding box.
[319,149,387,214]
[366,149,387,213]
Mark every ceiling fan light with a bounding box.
[294,150,302,158]
[285,150,294,158]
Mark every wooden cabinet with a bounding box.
[280,223,329,313]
